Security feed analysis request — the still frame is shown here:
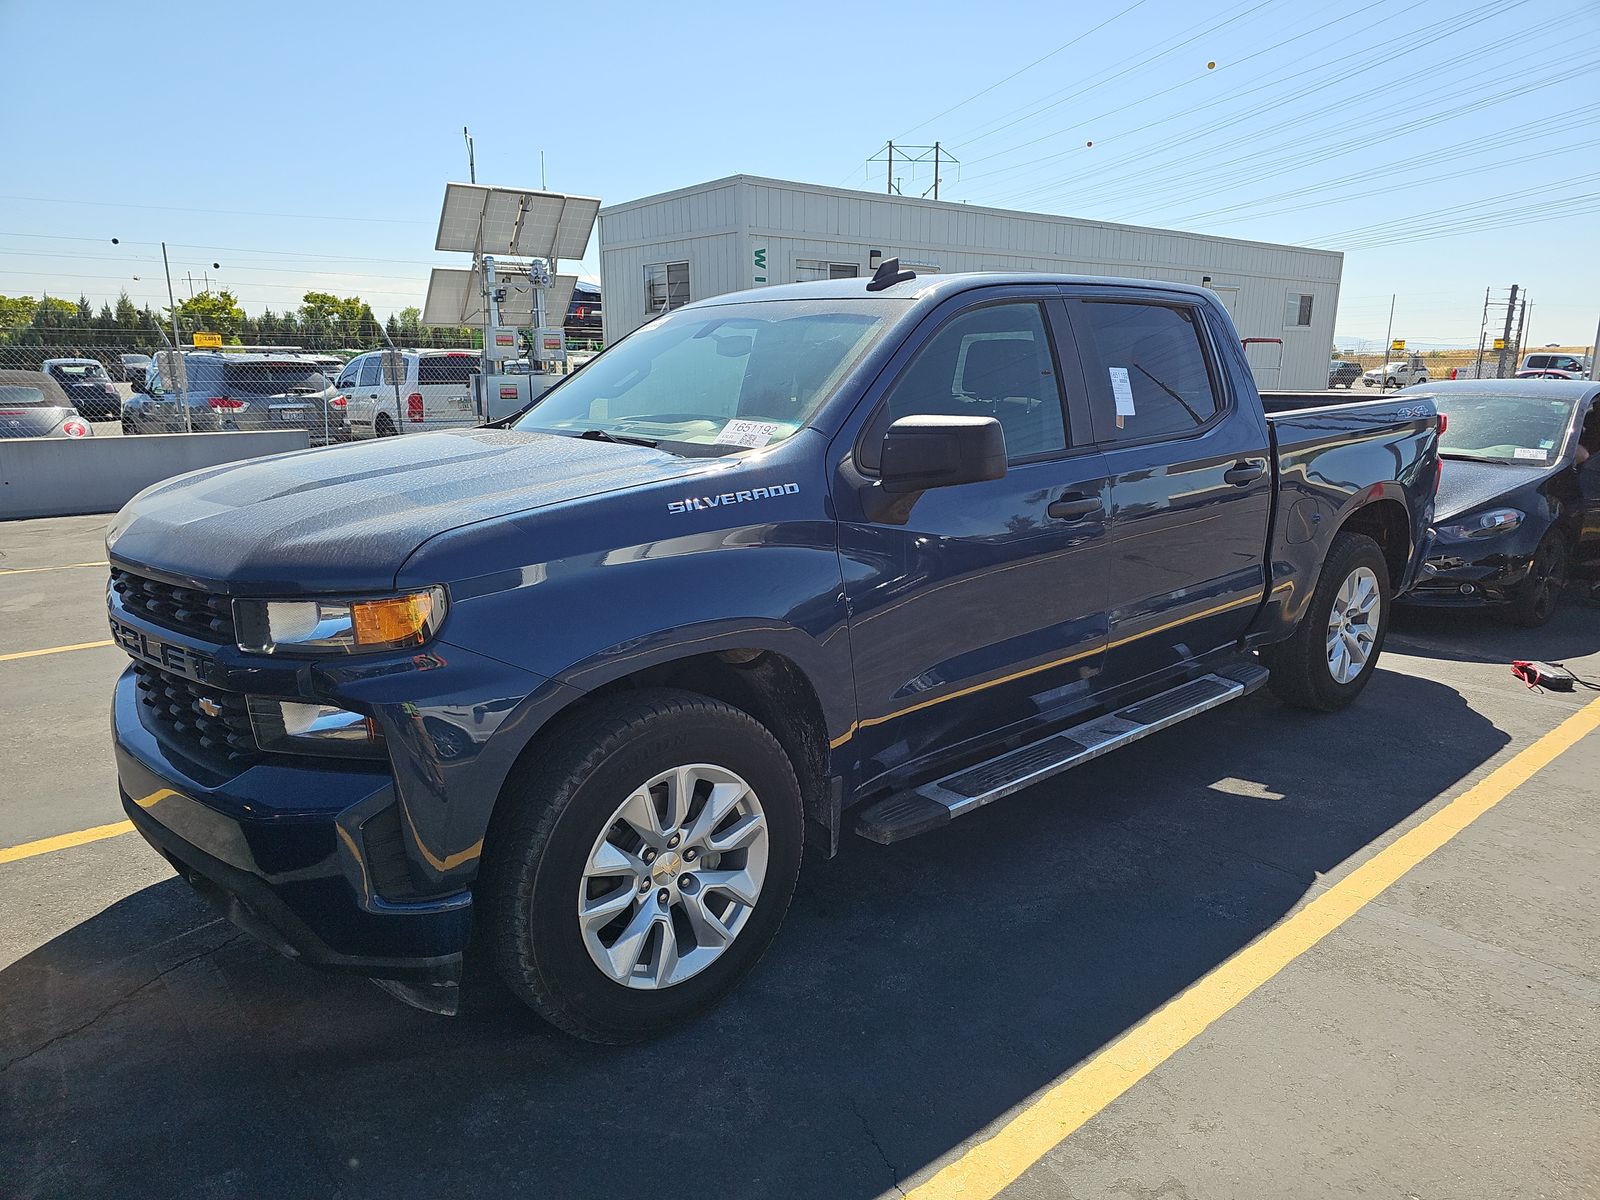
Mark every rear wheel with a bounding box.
[1262,531,1391,711]
[1498,532,1568,628]
[482,689,803,1043]
[375,413,397,437]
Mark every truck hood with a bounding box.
[107,428,715,593]
[1434,458,1549,522]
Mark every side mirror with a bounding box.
[880,415,1007,494]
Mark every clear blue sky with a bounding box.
[2,0,1596,349]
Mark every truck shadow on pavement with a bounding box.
[1,669,1508,1200]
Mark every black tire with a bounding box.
[375,413,397,437]
[1497,531,1568,628]
[481,689,803,1043]
[1262,531,1391,712]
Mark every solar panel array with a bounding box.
[434,184,600,260]
[422,267,578,329]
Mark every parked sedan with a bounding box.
[1405,380,1600,626]
[42,357,121,420]
[0,370,94,438]
[1328,359,1362,388]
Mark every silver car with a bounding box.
[0,370,95,439]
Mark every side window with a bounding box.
[1072,301,1222,444]
[878,302,1069,462]
[1284,291,1314,328]
[358,356,382,388]
[336,358,360,389]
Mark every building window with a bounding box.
[1284,292,1314,328]
[796,260,858,282]
[645,262,690,315]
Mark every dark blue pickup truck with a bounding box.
[107,267,1440,1041]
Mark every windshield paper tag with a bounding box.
[1514,447,1546,459]
[1109,367,1135,428]
[716,419,781,448]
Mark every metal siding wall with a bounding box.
[602,178,1342,388]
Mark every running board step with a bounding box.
[854,661,1269,845]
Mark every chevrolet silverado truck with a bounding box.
[107,266,1441,1042]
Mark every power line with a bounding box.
[0,194,429,225]
[985,0,1534,209]
[892,0,1155,142]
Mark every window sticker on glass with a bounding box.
[716,419,782,448]
[1109,366,1136,429]
[1514,447,1547,459]
[1539,439,1555,449]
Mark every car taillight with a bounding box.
[407,392,424,422]
[208,396,245,410]
[1437,413,1447,435]
[330,395,347,408]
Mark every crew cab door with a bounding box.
[835,293,1111,788]
[1059,290,1273,688]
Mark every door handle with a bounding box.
[1047,493,1102,520]
[1224,460,1266,486]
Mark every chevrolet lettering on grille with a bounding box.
[108,616,214,681]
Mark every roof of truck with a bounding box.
[687,271,1217,307]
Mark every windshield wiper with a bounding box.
[575,428,659,448]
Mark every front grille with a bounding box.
[133,662,260,768]
[111,567,235,643]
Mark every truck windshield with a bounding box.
[1432,392,1579,465]
[514,299,899,450]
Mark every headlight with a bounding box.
[1436,508,1524,541]
[234,587,446,655]
[247,698,386,758]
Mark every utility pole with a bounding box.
[463,126,476,184]
[160,241,191,432]
[932,141,941,200]
[1496,283,1519,378]
[886,141,894,195]
[1473,286,1489,379]
[1516,300,1531,368]
[1382,293,1396,382]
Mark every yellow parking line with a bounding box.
[903,695,1600,1200]
[0,560,109,576]
[0,820,135,865]
[0,639,115,663]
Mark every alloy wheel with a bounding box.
[1326,566,1381,684]
[577,764,769,990]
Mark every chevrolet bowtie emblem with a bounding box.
[196,697,223,718]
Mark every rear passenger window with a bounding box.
[1073,302,1221,443]
[418,356,480,386]
[882,302,1068,460]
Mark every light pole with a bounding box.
[113,237,221,433]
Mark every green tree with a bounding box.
[0,295,38,342]
[172,289,245,340]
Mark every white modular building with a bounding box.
[598,174,1342,390]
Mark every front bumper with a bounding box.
[1402,544,1534,607]
[105,565,568,1002]
[114,668,473,982]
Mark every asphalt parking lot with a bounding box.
[2,513,1598,1200]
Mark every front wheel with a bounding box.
[1497,532,1568,628]
[482,689,803,1043]
[1262,531,1391,711]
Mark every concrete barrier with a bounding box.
[0,430,310,520]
